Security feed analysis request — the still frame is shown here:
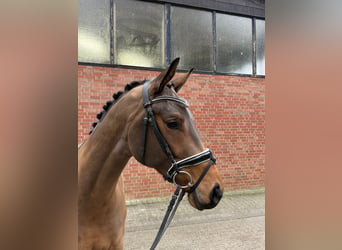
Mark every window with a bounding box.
[78,0,265,76]
[78,0,110,63]
[171,7,213,71]
[115,0,164,67]
[216,14,252,75]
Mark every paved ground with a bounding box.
[124,188,265,250]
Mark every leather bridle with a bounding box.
[141,80,216,191]
[141,80,217,249]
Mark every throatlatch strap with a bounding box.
[141,111,149,165]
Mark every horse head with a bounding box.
[127,58,224,210]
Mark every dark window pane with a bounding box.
[256,19,265,75]
[171,7,213,71]
[115,0,164,67]
[216,14,252,74]
[78,0,110,63]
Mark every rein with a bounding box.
[140,80,216,249]
[150,186,185,250]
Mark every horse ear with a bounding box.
[150,58,180,95]
[171,68,193,93]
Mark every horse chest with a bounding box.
[79,206,127,250]
[79,180,127,250]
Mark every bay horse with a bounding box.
[78,58,224,250]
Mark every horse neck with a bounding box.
[78,96,137,203]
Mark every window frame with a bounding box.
[78,0,265,77]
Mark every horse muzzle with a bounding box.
[190,183,223,210]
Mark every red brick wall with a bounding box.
[78,65,265,199]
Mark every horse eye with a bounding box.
[166,120,180,129]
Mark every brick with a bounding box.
[78,65,265,199]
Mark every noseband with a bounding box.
[141,80,216,191]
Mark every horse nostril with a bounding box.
[210,183,223,205]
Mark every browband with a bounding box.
[147,96,189,108]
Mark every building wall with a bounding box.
[78,65,265,199]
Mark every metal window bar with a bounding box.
[212,11,217,73]
[165,3,171,66]
[110,0,114,64]
[252,17,257,77]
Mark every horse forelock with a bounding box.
[89,80,146,135]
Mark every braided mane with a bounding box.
[89,80,145,134]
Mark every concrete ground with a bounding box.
[124,188,265,250]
